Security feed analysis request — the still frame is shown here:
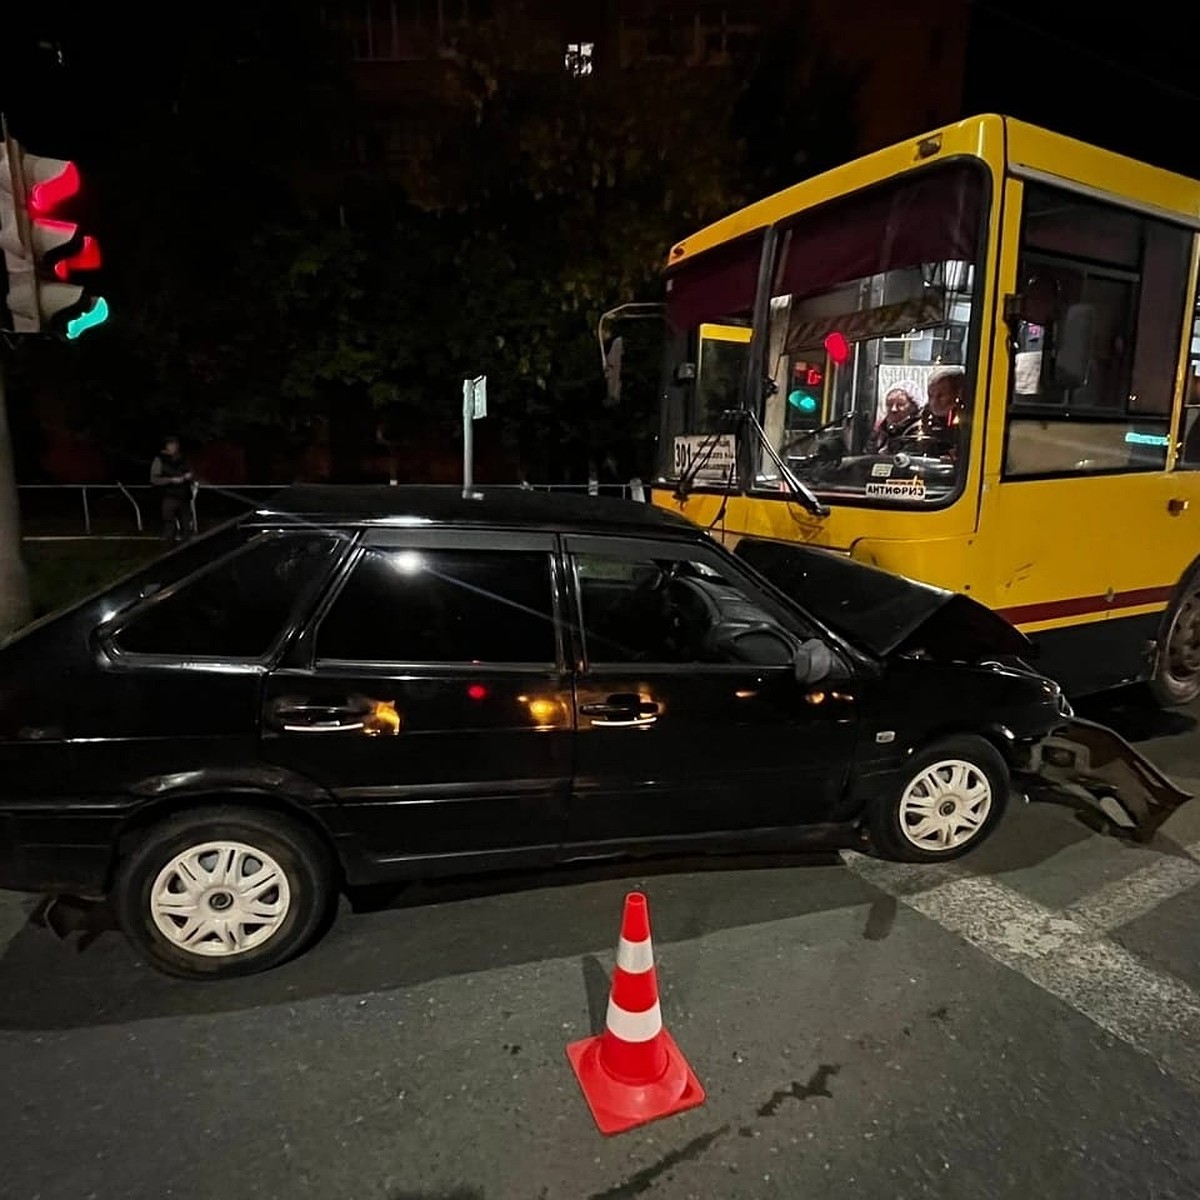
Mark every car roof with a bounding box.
[246,484,702,538]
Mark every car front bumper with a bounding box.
[1017,716,1192,839]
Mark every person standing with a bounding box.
[150,435,195,543]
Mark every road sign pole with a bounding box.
[462,379,478,500]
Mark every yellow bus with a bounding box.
[651,113,1200,704]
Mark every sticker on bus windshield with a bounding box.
[865,479,926,501]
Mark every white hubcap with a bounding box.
[150,841,291,957]
[899,759,993,852]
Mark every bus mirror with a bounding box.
[674,362,697,383]
[603,335,624,405]
[1052,303,1095,389]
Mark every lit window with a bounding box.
[565,41,594,76]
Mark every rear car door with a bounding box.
[261,528,572,866]
[563,534,860,848]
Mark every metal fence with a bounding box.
[16,480,647,539]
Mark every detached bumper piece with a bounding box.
[1021,716,1192,840]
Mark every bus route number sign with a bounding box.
[673,434,737,483]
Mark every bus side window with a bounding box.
[1004,185,1190,480]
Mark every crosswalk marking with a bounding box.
[843,850,1200,1091]
[1065,841,1200,932]
[0,892,36,958]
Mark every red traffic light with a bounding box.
[824,331,851,365]
[27,160,80,218]
[53,235,102,280]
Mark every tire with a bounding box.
[1150,580,1200,707]
[114,806,335,980]
[869,735,1010,863]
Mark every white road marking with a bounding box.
[843,851,1200,1091]
[1065,841,1200,932]
[0,892,36,957]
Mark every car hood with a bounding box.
[734,537,1031,661]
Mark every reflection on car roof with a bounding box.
[252,485,697,534]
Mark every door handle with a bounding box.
[580,695,660,725]
[270,697,373,733]
[275,702,370,718]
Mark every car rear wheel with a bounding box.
[870,736,1009,863]
[115,806,335,980]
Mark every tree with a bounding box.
[0,0,862,507]
[380,8,753,480]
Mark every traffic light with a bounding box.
[787,360,824,430]
[0,132,108,337]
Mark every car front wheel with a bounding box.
[869,736,1009,862]
[114,806,335,979]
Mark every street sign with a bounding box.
[463,375,487,420]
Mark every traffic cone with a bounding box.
[566,891,705,1135]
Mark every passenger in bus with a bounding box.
[868,383,921,452]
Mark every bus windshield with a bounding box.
[663,160,989,507]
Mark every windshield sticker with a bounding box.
[865,478,927,501]
[870,462,893,478]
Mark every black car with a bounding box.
[0,486,1187,979]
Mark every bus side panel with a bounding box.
[1029,614,1160,697]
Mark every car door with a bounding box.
[78,529,347,798]
[261,528,572,864]
[562,534,860,847]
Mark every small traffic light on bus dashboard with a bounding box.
[788,359,822,427]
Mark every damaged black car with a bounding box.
[0,487,1188,979]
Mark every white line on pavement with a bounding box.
[0,892,37,958]
[1064,842,1200,932]
[843,851,1200,1091]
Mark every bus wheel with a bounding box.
[1151,585,1200,707]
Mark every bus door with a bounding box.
[983,175,1199,692]
[671,322,750,487]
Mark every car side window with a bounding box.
[316,547,557,664]
[573,552,796,666]
[113,534,341,660]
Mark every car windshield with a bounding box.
[661,160,988,507]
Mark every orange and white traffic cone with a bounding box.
[566,891,705,1135]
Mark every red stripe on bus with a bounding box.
[998,586,1174,627]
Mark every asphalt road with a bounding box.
[3,686,1200,1199]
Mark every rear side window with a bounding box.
[113,534,341,659]
[316,547,557,664]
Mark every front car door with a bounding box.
[261,528,572,871]
[562,534,860,849]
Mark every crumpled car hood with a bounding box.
[734,537,1030,660]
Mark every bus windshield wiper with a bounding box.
[675,410,828,518]
[743,410,829,518]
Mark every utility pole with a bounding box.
[0,345,31,636]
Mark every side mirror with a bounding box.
[674,362,697,384]
[793,637,835,684]
[1052,303,1094,389]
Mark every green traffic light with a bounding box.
[788,389,818,413]
[66,296,109,340]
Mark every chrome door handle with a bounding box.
[276,703,367,718]
[579,702,635,717]
[580,696,660,726]
[271,697,373,732]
